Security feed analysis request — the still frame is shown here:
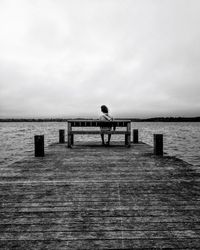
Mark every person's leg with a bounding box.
[107,134,111,145]
[101,134,105,145]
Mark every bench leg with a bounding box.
[125,134,131,147]
[127,134,131,148]
[68,134,72,148]
[125,135,128,146]
[71,134,74,145]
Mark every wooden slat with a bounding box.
[68,119,131,122]
[68,120,131,127]
[69,131,129,135]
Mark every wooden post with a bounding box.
[34,135,44,157]
[67,122,72,148]
[133,129,138,143]
[126,122,131,147]
[154,134,163,156]
[71,134,74,145]
[59,129,65,143]
[125,134,128,145]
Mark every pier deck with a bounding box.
[0,141,200,249]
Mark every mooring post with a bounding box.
[59,129,65,143]
[154,134,163,156]
[34,135,44,157]
[133,129,138,143]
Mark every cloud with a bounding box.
[0,0,200,118]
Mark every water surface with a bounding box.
[0,122,199,167]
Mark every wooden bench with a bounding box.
[67,119,131,148]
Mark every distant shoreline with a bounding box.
[1,117,200,122]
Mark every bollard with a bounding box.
[34,135,44,157]
[133,129,138,143]
[59,129,65,143]
[154,134,163,156]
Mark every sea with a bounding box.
[0,122,200,167]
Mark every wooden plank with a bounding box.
[0,239,124,250]
[69,131,129,134]
[1,214,200,224]
[1,228,200,240]
[1,220,200,232]
[0,239,199,250]
[68,119,131,123]
[69,120,131,127]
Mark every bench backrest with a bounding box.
[68,119,131,127]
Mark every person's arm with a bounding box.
[103,114,112,121]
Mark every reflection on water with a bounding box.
[0,122,200,167]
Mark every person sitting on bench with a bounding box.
[99,105,113,146]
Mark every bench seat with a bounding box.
[68,130,129,135]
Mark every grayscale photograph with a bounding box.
[0,0,200,249]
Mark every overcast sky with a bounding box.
[0,0,200,118]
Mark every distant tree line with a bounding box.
[0,117,200,122]
[129,117,200,122]
[0,118,68,122]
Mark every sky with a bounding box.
[0,0,200,118]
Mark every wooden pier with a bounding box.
[0,141,200,249]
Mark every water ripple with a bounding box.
[0,122,200,167]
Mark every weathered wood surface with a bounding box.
[0,141,199,249]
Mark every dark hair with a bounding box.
[101,105,108,113]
